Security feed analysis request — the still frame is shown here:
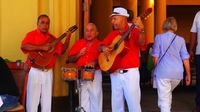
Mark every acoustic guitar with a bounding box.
[98,8,152,71]
[28,25,78,68]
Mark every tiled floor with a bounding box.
[52,84,196,112]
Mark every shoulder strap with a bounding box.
[157,35,177,64]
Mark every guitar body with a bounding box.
[98,35,124,71]
[28,49,55,67]
[28,37,56,68]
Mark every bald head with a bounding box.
[85,23,99,41]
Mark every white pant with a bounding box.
[79,70,102,112]
[156,78,180,112]
[110,68,141,112]
[26,67,53,112]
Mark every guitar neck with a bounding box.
[118,25,135,43]
[50,33,66,46]
[113,24,135,50]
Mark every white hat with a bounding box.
[110,7,129,17]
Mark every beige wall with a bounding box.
[0,0,38,61]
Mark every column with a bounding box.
[84,0,91,32]
[121,0,137,19]
[155,0,166,34]
[140,0,154,43]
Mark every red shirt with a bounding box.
[101,24,147,72]
[68,39,100,68]
[21,29,63,68]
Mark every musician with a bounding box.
[99,7,146,112]
[21,14,71,112]
[68,23,102,112]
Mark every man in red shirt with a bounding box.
[21,14,71,112]
[68,23,102,112]
[100,7,146,112]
